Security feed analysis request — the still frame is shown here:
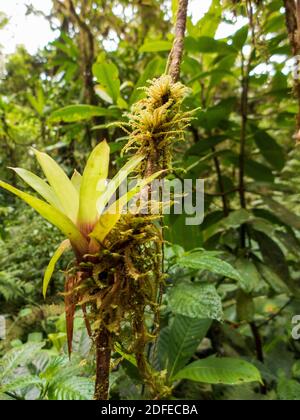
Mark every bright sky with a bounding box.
[0,0,238,56]
[0,0,55,55]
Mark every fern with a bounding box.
[0,342,44,381]
[48,377,94,400]
[0,271,27,301]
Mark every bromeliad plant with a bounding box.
[0,140,156,289]
[0,140,164,399]
[0,73,194,400]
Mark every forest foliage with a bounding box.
[1,0,300,400]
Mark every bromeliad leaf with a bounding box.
[92,170,164,243]
[0,180,88,255]
[71,170,82,193]
[34,149,79,223]
[96,153,145,215]
[173,357,262,385]
[10,167,63,212]
[43,240,71,298]
[78,140,110,231]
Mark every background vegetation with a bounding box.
[1,0,300,400]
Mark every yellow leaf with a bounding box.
[97,153,144,215]
[34,149,79,223]
[78,140,110,231]
[10,167,63,211]
[89,212,121,243]
[71,170,82,193]
[0,180,88,255]
[91,170,163,243]
[43,240,71,298]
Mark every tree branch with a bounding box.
[283,0,300,135]
[239,52,251,248]
[167,0,189,82]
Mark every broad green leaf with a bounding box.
[0,180,88,255]
[223,209,252,229]
[97,153,145,216]
[253,230,290,281]
[171,0,178,23]
[71,170,82,193]
[195,0,221,38]
[10,167,63,211]
[93,60,120,103]
[173,357,262,385]
[257,263,290,294]
[78,140,110,230]
[236,290,255,322]
[195,98,236,130]
[166,315,212,378]
[252,129,285,171]
[95,85,113,104]
[185,36,236,54]
[49,105,118,123]
[177,251,242,282]
[165,214,203,251]
[43,240,71,298]
[168,282,223,321]
[186,135,227,156]
[27,86,45,116]
[232,26,249,50]
[245,160,274,183]
[278,378,300,401]
[263,197,300,230]
[34,149,79,223]
[139,40,172,53]
[130,57,165,104]
[235,259,262,293]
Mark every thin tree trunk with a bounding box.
[283,0,300,137]
[94,325,112,400]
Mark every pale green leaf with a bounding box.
[93,60,120,103]
[71,170,82,193]
[43,240,71,298]
[0,180,88,255]
[49,105,118,123]
[139,40,172,53]
[78,140,110,230]
[34,149,79,223]
[97,153,144,216]
[92,170,163,243]
[10,167,63,211]
[173,357,262,385]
